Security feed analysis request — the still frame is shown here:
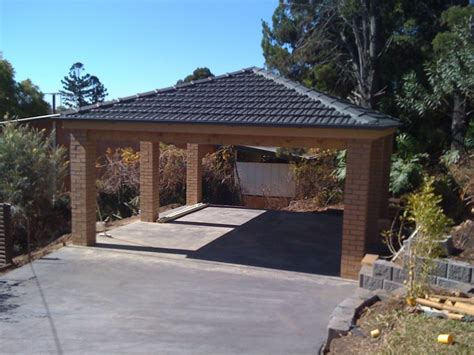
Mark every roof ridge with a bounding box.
[252,68,398,127]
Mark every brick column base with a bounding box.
[140,142,160,222]
[70,130,96,246]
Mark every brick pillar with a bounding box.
[140,142,160,222]
[186,144,204,205]
[70,130,96,246]
[341,139,382,279]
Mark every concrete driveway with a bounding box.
[0,207,355,354]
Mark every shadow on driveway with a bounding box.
[184,209,343,276]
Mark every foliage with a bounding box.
[202,146,242,205]
[96,148,140,220]
[441,151,474,210]
[96,145,187,220]
[262,0,463,109]
[0,59,50,119]
[0,124,68,252]
[293,149,343,206]
[404,177,452,297]
[389,134,428,196]
[60,62,108,108]
[333,149,346,183]
[177,67,214,85]
[159,144,186,206]
[397,6,474,151]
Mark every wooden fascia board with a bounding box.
[86,130,346,149]
[62,120,396,140]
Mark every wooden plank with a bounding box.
[431,295,474,304]
[416,298,474,316]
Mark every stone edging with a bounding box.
[322,288,385,354]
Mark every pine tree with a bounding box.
[60,63,108,108]
[88,76,108,104]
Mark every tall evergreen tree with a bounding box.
[88,76,108,104]
[60,62,108,108]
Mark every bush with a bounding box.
[96,147,140,220]
[0,124,68,253]
[159,144,186,206]
[293,148,343,206]
[404,177,453,298]
[390,134,428,196]
[96,144,187,220]
[202,146,242,205]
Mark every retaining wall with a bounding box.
[359,256,474,294]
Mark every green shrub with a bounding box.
[405,176,453,298]
[0,123,68,253]
[390,134,428,196]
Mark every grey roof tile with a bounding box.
[59,67,400,129]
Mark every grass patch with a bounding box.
[371,310,474,354]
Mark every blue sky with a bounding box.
[0,0,275,107]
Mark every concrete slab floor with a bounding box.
[0,206,356,354]
[98,206,344,276]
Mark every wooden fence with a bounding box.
[0,203,12,266]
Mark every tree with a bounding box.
[0,59,17,119]
[88,75,108,104]
[262,0,466,109]
[397,6,474,151]
[15,79,51,118]
[60,62,108,108]
[177,67,214,85]
[0,59,50,119]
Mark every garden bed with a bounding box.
[329,295,474,354]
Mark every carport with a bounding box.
[58,67,399,279]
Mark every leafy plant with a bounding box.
[389,134,428,196]
[293,149,343,206]
[202,146,242,205]
[0,123,68,252]
[404,176,453,298]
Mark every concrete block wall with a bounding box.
[360,257,474,294]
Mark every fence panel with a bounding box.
[236,162,296,197]
[0,203,12,266]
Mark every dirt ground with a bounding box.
[284,198,343,213]
[329,297,406,354]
